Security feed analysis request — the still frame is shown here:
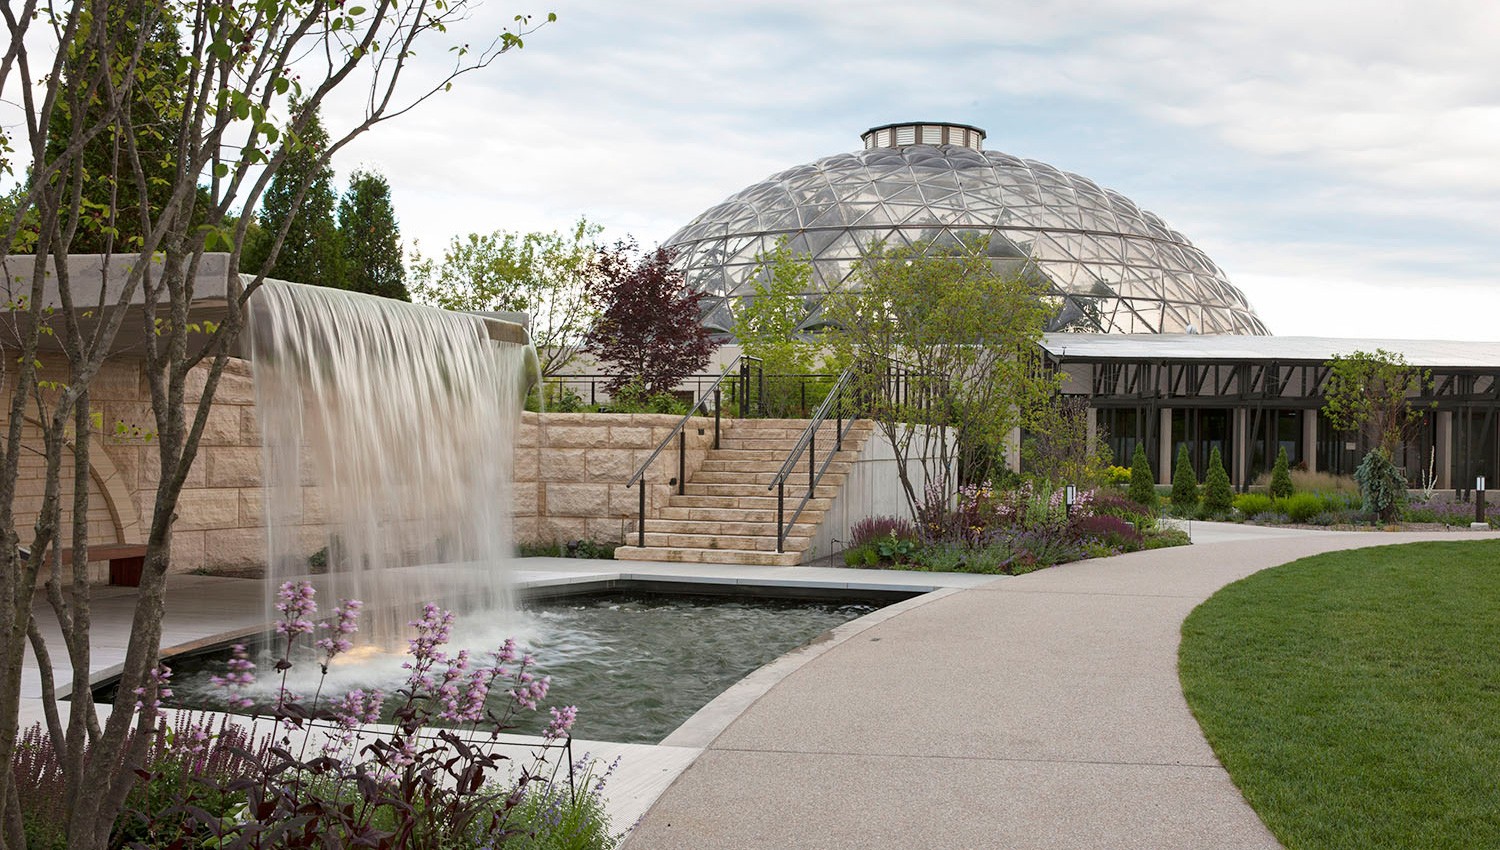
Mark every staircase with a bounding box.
[615,418,876,566]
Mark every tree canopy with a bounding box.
[243,102,346,288]
[736,240,819,416]
[1322,349,1432,457]
[338,169,408,300]
[583,242,718,396]
[822,238,1057,513]
[412,217,602,377]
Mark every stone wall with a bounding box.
[7,357,717,571]
[6,354,327,574]
[513,412,716,545]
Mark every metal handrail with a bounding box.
[767,365,863,553]
[624,355,763,547]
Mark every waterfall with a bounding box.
[249,281,529,645]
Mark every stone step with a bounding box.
[697,454,858,473]
[641,532,810,552]
[690,465,852,485]
[614,545,803,567]
[682,481,842,499]
[657,505,828,524]
[648,517,819,537]
[666,495,834,513]
[698,448,792,462]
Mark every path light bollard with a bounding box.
[1065,484,1077,519]
[1476,474,1487,527]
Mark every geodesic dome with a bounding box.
[664,121,1268,336]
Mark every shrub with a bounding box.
[1278,492,1326,523]
[1252,511,1290,525]
[1104,465,1132,488]
[565,539,618,559]
[876,532,918,563]
[1128,444,1159,510]
[151,582,615,850]
[843,542,881,567]
[1234,493,1274,518]
[1402,499,1473,526]
[1171,445,1199,515]
[1269,447,1294,498]
[1089,490,1155,531]
[1068,514,1143,551]
[1009,529,1084,570]
[1354,448,1408,521]
[850,515,918,547]
[1201,446,1234,516]
[1289,469,1358,495]
[1142,528,1192,550]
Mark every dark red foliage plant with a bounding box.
[583,242,720,396]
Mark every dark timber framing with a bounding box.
[1040,335,1500,492]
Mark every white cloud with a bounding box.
[303,0,1500,339]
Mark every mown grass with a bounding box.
[1179,540,1500,850]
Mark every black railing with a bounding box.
[537,370,839,417]
[624,356,764,547]
[766,366,863,553]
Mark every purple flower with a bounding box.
[543,705,577,740]
[274,580,317,638]
[315,599,363,660]
[210,644,257,711]
[134,663,173,716]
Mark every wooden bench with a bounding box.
[54,544,149,587]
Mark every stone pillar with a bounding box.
[1159,407,1173,486]
[1303,412,1319,473]
[1233,408,1249,488]
[1438,411,1454,489]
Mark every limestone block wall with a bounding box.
[6,353,328,573]
[513,412,716,545]
[8,359,712,571]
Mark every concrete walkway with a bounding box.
[625,524,1500,849]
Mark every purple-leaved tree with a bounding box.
[583,243,719,397]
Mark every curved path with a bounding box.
[626,525,1500,849]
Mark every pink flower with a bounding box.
[543,705,577,740]
[315,599,363,660]
[274,580,317,637]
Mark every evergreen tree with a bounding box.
[1171,444,1199,515]
[1270,446,1294,499]
[245,103,346,288]
[338,169,409,300]
[1128,443,1158,510]
[1202,446,1234,516]
[45,7,188,253]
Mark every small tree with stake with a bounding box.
[583,243,719,397]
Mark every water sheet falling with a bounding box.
[250,281,530,645]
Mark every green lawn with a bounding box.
[1179,540,1500,850]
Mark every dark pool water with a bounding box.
[140,593,879,744]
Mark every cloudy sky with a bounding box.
[324,0,1500,341]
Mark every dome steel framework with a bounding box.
[665,122,1269,336]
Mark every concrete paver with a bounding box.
[625,524,1500,849]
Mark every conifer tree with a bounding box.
[1128,443,1158,510]
[1203,446,1234,516]
[1270,446,1294,499]
[339,169,409,300]
[1171,444,1199,515]
[245,103,347,288]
